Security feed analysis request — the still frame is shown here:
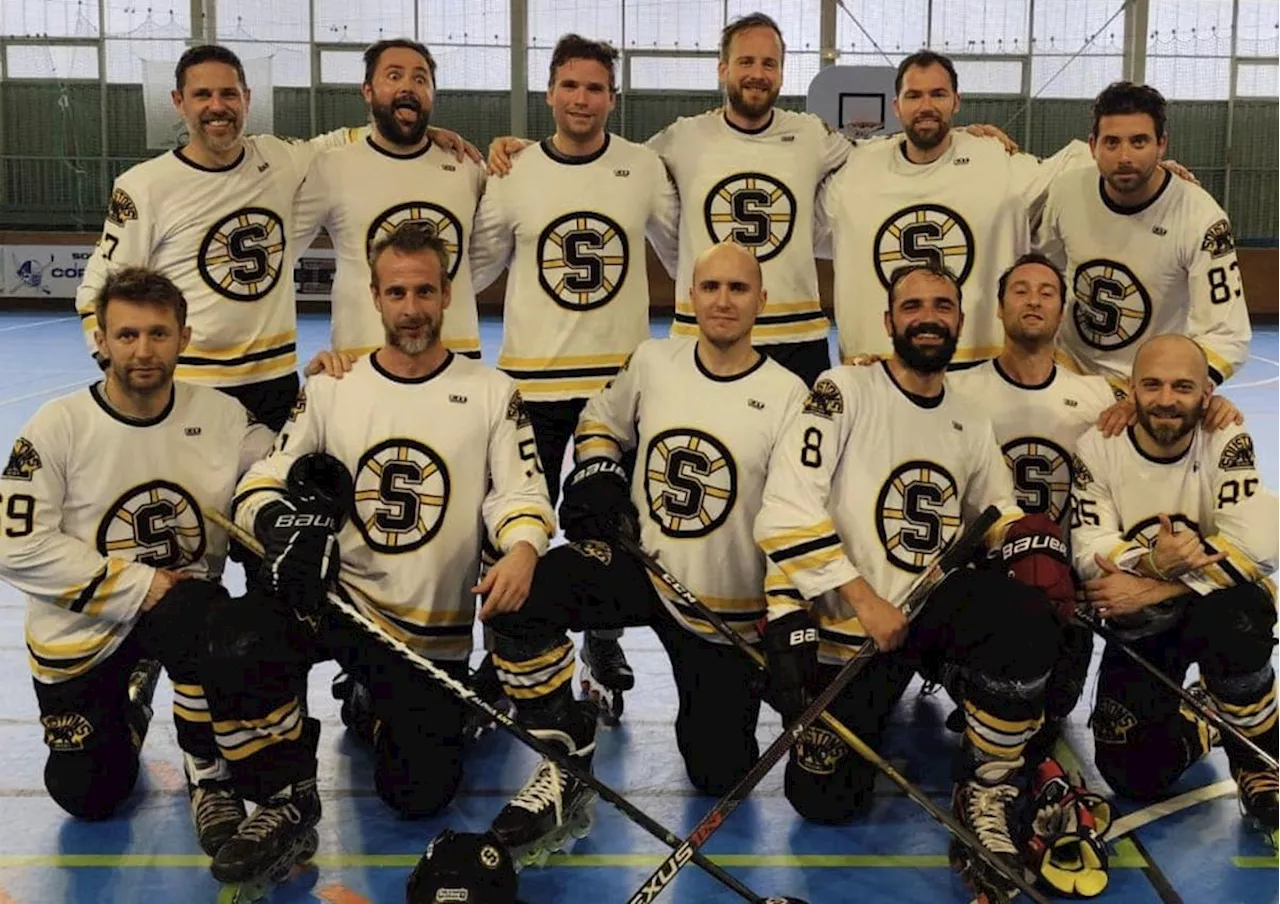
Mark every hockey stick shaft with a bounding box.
[206,508,771,904]
[622,547,1052,904]
[1075,609,1278,771]
[624,506,1051,904]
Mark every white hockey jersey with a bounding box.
[574,337,808,643]
[818,133,1092,365]
[755,362,1022,664]
[1071,424,1277,598]
[1038,167,1253,386]
[647,108,853,346]
[233,353,554,661]
[75,129,362,388]
[0,383,273,683]
[293,137,486,359]
[469,134,680,402]
[948,360,1116,523]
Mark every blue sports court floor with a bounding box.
[0,311,1274,904]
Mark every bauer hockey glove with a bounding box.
[255,496,340,614]
[558,458,639,543]
[1001,514,1076,621]
[761,609,820,723]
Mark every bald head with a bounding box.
[1132,333,1209,384]
[688,240,766,351]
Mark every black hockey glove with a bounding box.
[761,609,820,723]
[254,495,340,613]
[558,458,639,543]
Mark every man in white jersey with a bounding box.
[480,241,808,867]
[469,34,679,704]
[1073,334,1277,831]
[819,50,1096,368]
[294,39,486,364]
[198,225,553,889]
[1039,82,1252,388]
[0,268,273,853]
[755,262,1074,901]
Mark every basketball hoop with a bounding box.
[841,120,885,142]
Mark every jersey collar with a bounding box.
[722,109,774,135]
[90,381,176,427]
[880,360,944,409]
[370,348,455,384]
[992,357,1057,391]
[365,134,434,160]
[1126,424,1194,464]
[1099,168,1172,216]
[693,344,768,382]
[540,133,611,166]
[173,145,246,173]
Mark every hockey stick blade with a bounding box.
[204,507,774,904]
[622,506,1052,904]
[1075,608,1278,772]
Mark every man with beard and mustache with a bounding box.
[1071,333,1278,833]
[1039,82,1252,390]
[754,261,1076,902]
[818,50,1098,370]
[198,224,553,890]
[477,241,808,869]
[294,39,487,369]
[0,267,274,854]
[468,33,680,725]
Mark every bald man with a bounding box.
[475,241,808,867]
[1072,333,1278,830]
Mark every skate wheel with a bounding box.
[218,881,267,904]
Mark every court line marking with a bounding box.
[0,317,77,333]
[0,379,91,408]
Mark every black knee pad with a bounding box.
[783,725,874,825]
[1046,623,1095,721]
[1091,696,1199,800]
[45,749,138,820]
[374,725,462,819]
[205,589,297,667]
[1192,584,1278,679]
[681,742,757,797]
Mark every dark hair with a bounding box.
[175,44,246,92]
[363,38,437,88]
[996,252,1067,308]
[1092,81,1167,140]
[368,222,452,289]
[548,34,619,92]
[95,266,188,331]
[887,261,963,311]
[719,12,786,63]
[894,50,958,95]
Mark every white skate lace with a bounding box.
[193,785,244,830]
[509,758,566,826]
[237,800,303,843]
[965,783,1020,855]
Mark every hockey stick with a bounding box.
[1073,608,1278,772]
[623,506,1051,904]
[205,507,791,904]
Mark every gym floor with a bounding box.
[0,311,1274,904]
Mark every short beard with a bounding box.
[108,361,174,398]
[1103,161,1160,197]
[386,320,438,356]
[903,116,950,152]
[371,97,430,147]
[891,323,957,373]
[726,82,777,121]
[1136,399,1202,447]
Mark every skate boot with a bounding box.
[185,753,247,858]
[579,633,633,726]
[463,653,513,743]
[950,758,1034,904]
[490,699,598,869]
[125,659,162,751]
[211,778,321,902]
[1233,765,1279,833]
[331,669,375,745]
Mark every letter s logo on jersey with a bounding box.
[353,438,451,554]
[1001,436,1072,522]
[644,428,738,539]
[875,461,961,572]
[96,480,206,569]
[198,206,287,301]
[1071,258,1153,351]
[366,201,463,279]
[703,172,796,263]
[873,204,974,289]
[538,211,630,311]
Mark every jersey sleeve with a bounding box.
[1069,431,1145,579]
[1009,139,1092,230]
[812,170,837,260]
[817,120,855,176]
[1032,179,1067,269]
[74,174,156,356]
[1185,212,1252,384]
[963,418,1025,543]
[231,379,328,532]
[646,157,681,279]
[573,347,643,462]
[291,154,334,248]
[644,122,675,164]
[467,179,514,293]
[483,381,555,555]
[0,410,153,624]
[754,372,860,609]
[1182,429,1278,595]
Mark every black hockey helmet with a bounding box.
[405,830,520,904]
